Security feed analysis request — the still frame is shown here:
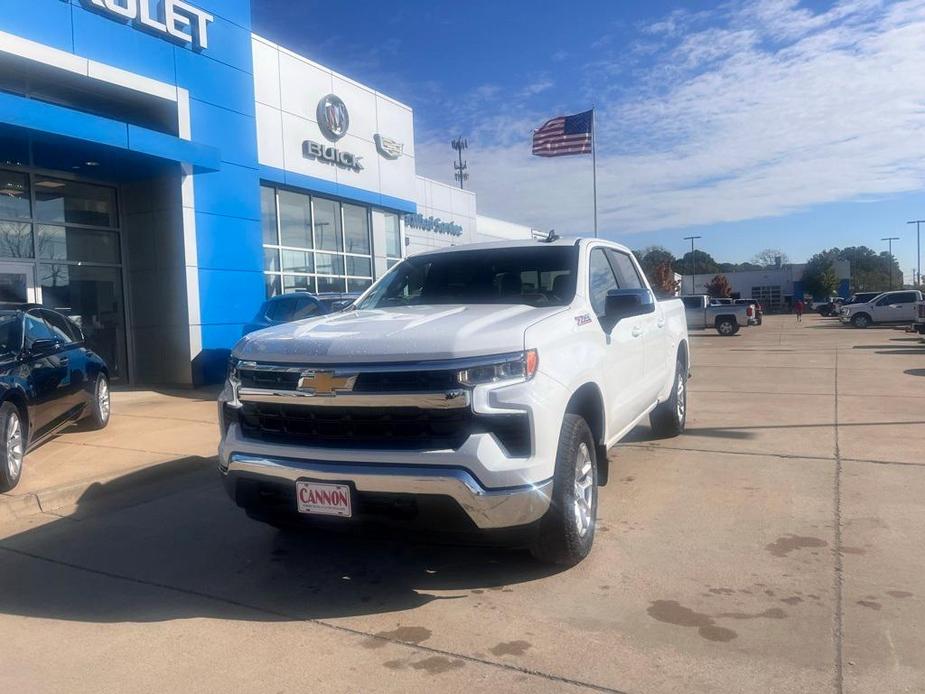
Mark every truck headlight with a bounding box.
[458,350,538,386]
[226,356,242,406]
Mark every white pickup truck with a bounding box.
[681,294,755,335]
[839,290,924,328]
[914,299,925,335]
[218,239,689,565]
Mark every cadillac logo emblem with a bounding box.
[316,94,350,141]
[297,370,357,396]
[375,134,404,160]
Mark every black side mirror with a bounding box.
[604,288,656,329]
[29,338,61,355]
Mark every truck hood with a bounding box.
[233,304,565,364]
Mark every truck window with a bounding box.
[357,246,579,309]
[681,297,702,309]
[606,250,644,290]
[589,248,619,318]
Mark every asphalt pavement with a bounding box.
[0,314,922,693]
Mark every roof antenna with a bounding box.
[533,229,559,243]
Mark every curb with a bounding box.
[0,455,216,521]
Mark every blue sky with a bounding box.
[253,0,925,282]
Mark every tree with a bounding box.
[805,246,901,293]
[704,274,732,298]
[633,246,678,292]
[675,249,720,276]
[802,250,840,298]
[650,260,680,296]
[751,249,790,268]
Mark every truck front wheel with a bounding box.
[531,414,598,566]
[851,313,871,328]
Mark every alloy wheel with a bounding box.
[98,377,111,421]
[6,411,23,480]
[676,369,686,424]
[573,442,594,538]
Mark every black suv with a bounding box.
[0,305,111,491]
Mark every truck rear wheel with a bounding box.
[650,357,687,438]
[531,414,598,566]
[716,318,737,336]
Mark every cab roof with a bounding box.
[412,237,631,257]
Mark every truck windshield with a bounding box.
[357,246,580,309]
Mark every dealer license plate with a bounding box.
[295,481,352,517]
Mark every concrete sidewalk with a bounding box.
[0,387,220,519]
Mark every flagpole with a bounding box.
[591,107,598,238]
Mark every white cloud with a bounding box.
[415,0,925,237]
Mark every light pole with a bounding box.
[907,220,924,287]
[881,236,900,289]
[683,235,702,294]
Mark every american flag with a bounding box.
[532,110,593,157]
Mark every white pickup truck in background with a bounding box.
[913,299,925,335]
[681,294,755,335]
[839,290,924,328]
[219,238,690,565]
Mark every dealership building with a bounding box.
[0,1,534,385]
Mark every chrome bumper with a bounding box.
[221,452,552,530]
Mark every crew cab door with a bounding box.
[22,310,71,435]
[588,248,649,436]
[872,292,919,322]
[606,249,668,401]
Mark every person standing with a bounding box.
[794,298,805,322]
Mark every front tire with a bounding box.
[84,374,111,430]
[531,414,598,566]
[0,402,25,493]
[851,313,871,329]
[650,357,688,438]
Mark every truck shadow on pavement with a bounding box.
[0,465,563,625]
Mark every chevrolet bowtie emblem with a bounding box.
[297,370,358,396]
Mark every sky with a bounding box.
[252,0,925,283]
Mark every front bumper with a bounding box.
[221,451,552,530]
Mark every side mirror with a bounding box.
[604,288,656,328]
[29,338,61,355]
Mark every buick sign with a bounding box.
[303,140,364,172]
[317,94,350,141]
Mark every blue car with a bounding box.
[243,292,359,336]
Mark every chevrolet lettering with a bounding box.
[86,0,213,49]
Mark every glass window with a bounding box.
[346,255,372,278]
[278,190,312,248]
[265,296,299,321]
[283,274,315,294]
[291,298,323,320]
[358,247,579,309]
[317,276,347,293]
[40,264,126,379]
[24,312,56,345]
[589,249,619,318]
[0,171,30,219]
[0,221,34,258]
[312,197,342,252]
[347,278,372,293]
[37,225,120,264]
[40,309,75,344]
[34,178,117,227]
[342,204,370,255]
[0,313,22,358]
[261,186,278,245]
[315,252,345,276]
[0,270,29,303]
[265,274,281,298]
[263,247,280,272]
[281,250,314,274]
[606,250,644,289]
[682,297,703,309]
[384,213,401,258]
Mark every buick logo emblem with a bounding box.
[317,94,350,141]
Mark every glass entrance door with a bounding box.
[0,262,38,305]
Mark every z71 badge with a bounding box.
[575,314,593,326]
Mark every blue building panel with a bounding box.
[1,0,74,52]
[197,268,264,326]
[175,49,256,117]
[184,14,255,73]
[193,163,261,220]
[191,0,254,29]
[189,100,259,167]
[194,212,263,273]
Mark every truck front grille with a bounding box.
[238,367,459,392]
[238,403,530,456]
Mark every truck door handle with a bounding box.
[632,326,643,338]
[657,317,666,328]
